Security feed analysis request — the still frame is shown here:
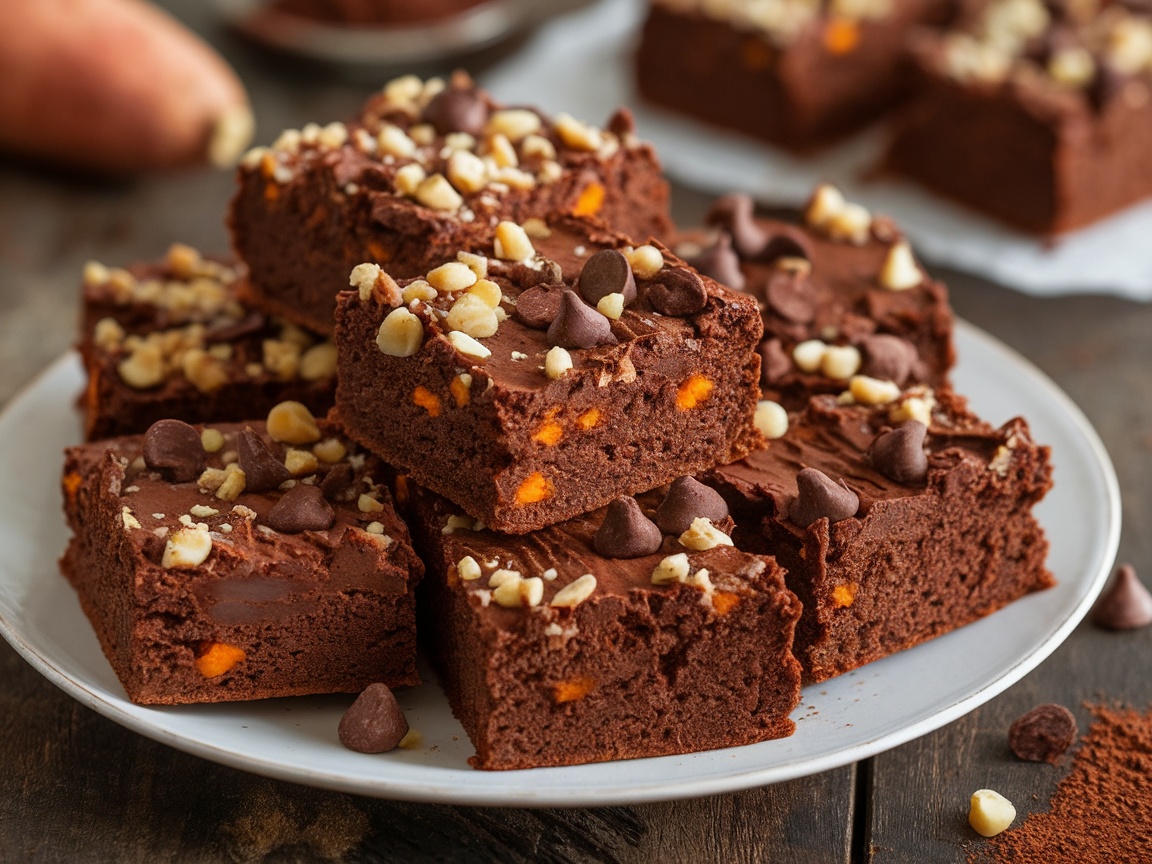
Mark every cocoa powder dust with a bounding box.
[970,705,1152,863]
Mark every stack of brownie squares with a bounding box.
[60,72,1054,771]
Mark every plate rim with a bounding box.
[0,324,1121,806]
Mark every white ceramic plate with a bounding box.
[479,0,1152,300]
[0,322,1119,806]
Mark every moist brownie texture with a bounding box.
[636,0,952,152]
[707,388,1054,682]
[410,484,802,770]
[230,72,673,334]
[671,188,954,409]
[334,214,765,534]
[886,0,1152,233]
[60,409,423,704]
[79,244,336,440]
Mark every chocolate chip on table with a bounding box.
[789,468,859,527]
[421,85,488,137]
[860,333,919,385]
[264,484,335,533]
[644,267,707,317]
[685,233,744,292]
[237,428,292,493]
[546,290,616,349]
[1009,703,1078,763]
[1092,563,1152,630]
[338,683,409,753]
[764,270,815,323]
[594,496,663,558]
[655,476,729,536]
[513,283,565,329]
[142,419,205,482]
[870,421,929,485]
[577,249,637,306]
[705,193,767,259]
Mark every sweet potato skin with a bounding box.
[0,0,252,173]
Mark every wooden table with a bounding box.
[1,5,1147,861]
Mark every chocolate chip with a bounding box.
[644,267,707,317]
[758,227,813,264]
[203,313,267,343]
[594,496,663,558]
[142,419,205,483]
[577,249,636,306]
[655,476,729,536]
[320,463,355,500]
[264,484,335,533]
[789,468,859,527]
[685,234,744,291]
[546,290,616,349]
[860,334,918,385]
[338,683,409,753]
[1008,704,1077,763]
[421,86,488,137]
[237,429,292,493]
[870,421,928,485]
[514,283,565,329]
[764,270,815,324]
[705,193,767,259]
[1092,564,1152,630]
[759,338,791,385]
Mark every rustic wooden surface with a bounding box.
[2,3,1150,861]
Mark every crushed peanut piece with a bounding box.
[652,553,691,585]
[968,789,1016,837]
[493,221,535,262]
[162,526,213,568]
[679,517,735,551]
[377,307,425,357]
[457,556,482,581]
[550,573,597,608]
[267,401,321,444]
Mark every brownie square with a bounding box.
[636,0,951,152]
[707,388,1054,682]
[411,485,802,770]
[334,214,765,534]
[885,0,1152,233]
[671,188,955,409]
[79,244,336,440]
[229,73,673,334]
[60,409,423,704]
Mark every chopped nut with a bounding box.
[467,278,502,309]
[401,280,437,304]
[989,444,1013,477]
[623,244,665,280]
[359,493,385,513]
[93,317,125,350]
[446,293,499,338]
[262,339,301,381]
[687,568,714,594]
[312,438,347,463]
[118,343,165,389]
[215,463,247,501]
[377,123,417,158]
[1049,47,1095,86]
[537,160,563,185]
[427,261,477,293]
[121,506,142,530]
[805,183,846,228]
[652,553,691,585]
[486,108,541,142]
[456,251,488,279]
[553,112,602,151]
[596,292,625,320]
[879,240,923,291]
[182,349,229,393]
[83,260,111,287]
[792,339,827,373]
[415,174,464,211]
[446,330,491,359]
[162,526,213,568]
[284,448,319,476]
[521,134,556,160]
[493,221,535,262]
[189,504,219,518]
[679,517,735,551]
[486,132,519,168]
[544,346,573,379]
[201,428,224,453]
[969,789,1016,837]
[267,400,322,444]
[300,342,337,380]
[443,514,475,534]
[821,345,862,380]
[849,374,901,405]
[825,202,872,245]
[317,121,348,149]
[754,400,789,439]
[890,393,935,426]
[457,555,482,581]
[550,573,597,608]
[394,162,427,196]
[376,307,425,357]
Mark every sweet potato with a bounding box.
[0,0,253,173]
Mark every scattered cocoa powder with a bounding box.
[969,705,1152,862]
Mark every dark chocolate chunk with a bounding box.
[203,313,267,343]
[685,234,744,291]
[1092,564,1152,630]
[264,484,335,533]
[594,496,663,558]
[758,227,813,264]
[759,338,791,385]
[421,86,488,137]
[645,267,707,317]
[320,463,355,500]
[870,421,929,485]
[705,193,767,259]
[764,270,815,324]
[860,334,918,385]
[1008,704,1077,763]
[577,249,637,306]
[513,283,565,329]
[789,468,859,527]
[338,683,409,753]
[546,290,616,349]
[237,429,292,493]
[655,476,730,536]
[142,419,205,483]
